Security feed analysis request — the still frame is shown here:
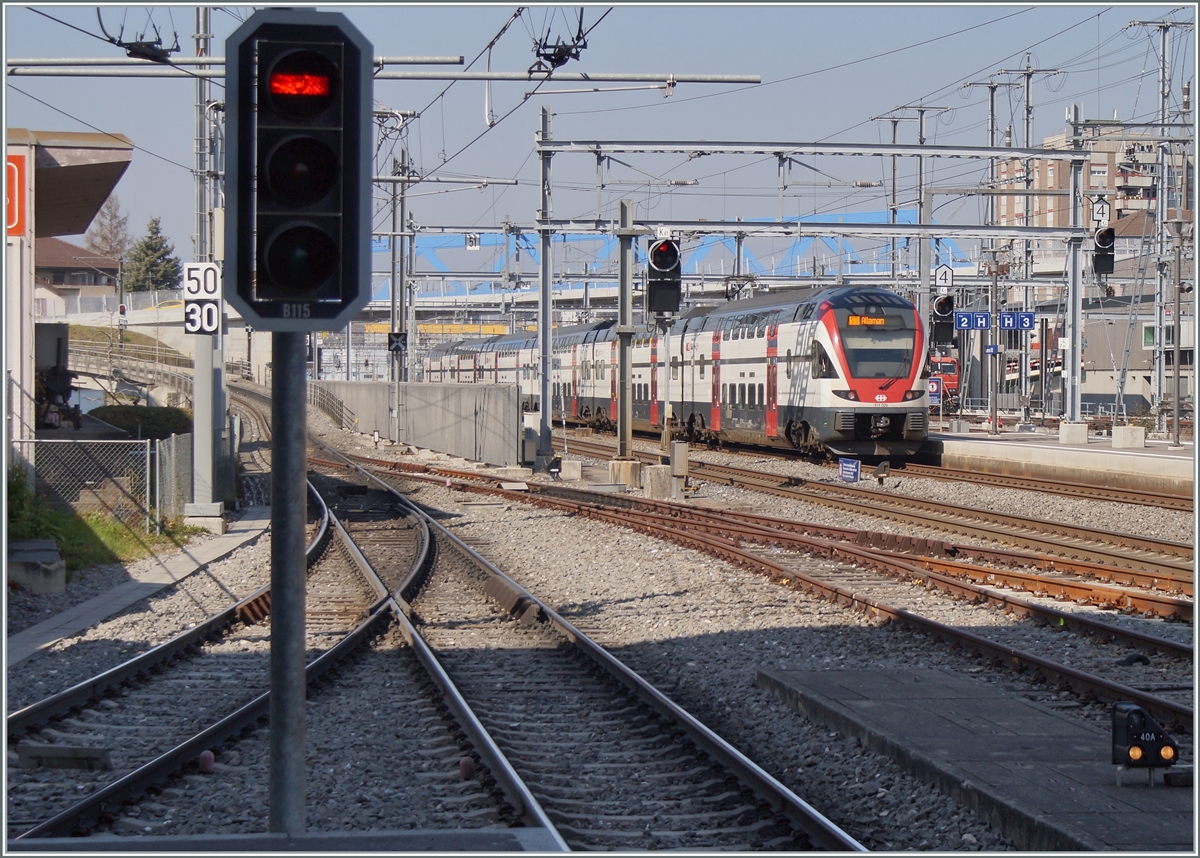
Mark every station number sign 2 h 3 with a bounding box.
[183,262,222,334]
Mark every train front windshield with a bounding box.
[832,297,917,379]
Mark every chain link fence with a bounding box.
[13,439,152,532]
[155,433,193,526]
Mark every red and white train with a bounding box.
[424,286,931,458]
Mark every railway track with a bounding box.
[316,447,866,851]
[558,438,1193,581]
[6,485,398,839]
[891,461,1193,512]
[350,454,1193,731]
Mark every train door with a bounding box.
[610,341,618,421]
[570,343,579,417]
[766,323,779,437]
[710,330,722,432]
[649,336,659,426]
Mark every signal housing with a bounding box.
[224,9,373,332]
[646,238,682,315]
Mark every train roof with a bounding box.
[426,286,915,356]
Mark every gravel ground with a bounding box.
[6,414,1192,850]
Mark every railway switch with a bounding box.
[1112,701,1178,785]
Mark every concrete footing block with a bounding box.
[1059,422,1089,445]
[609,459,642,489]
[1112,425,1146,448]
[558,460,582,481]
[7,540,66,594]
[184,516,227,535]
[643,465,672,499]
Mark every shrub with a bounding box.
[89,405,192,440]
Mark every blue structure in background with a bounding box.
[369,209,971,302]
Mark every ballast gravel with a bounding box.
[5,414,1193,851]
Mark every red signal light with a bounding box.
[270,73,330,97]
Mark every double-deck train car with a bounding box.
[424,286,930,458]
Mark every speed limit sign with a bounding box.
[183,262,222,334]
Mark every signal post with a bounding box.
[224,9,372,834]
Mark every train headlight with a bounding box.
[902,390,925,401]
[832,390,860,401]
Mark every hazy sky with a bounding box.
[5,3,1194,271]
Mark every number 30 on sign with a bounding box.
[183,262,222,334]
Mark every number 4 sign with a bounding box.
[183,262,222,335]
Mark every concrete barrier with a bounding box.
[1059,422,1089,445]
[7,540,65,594]
[609,459,642,489]
[1111,425,1146,449]
[643,465,672,499]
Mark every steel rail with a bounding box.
[335,459,865,850]
[423,514,868,852]
[688,462,1194,574]
[13,490,391,840]
[345,457,1192,729]
[894,462,1193,512]
[535,486,1193,620]
[499,489,1192,656]
[313,458,569,847]
[532,491,1193,630]
[348,451,1195,596]
[589,510,1194,731]
[7,482,329,734]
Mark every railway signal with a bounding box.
[224,9,373,332]
[646,238,682,315]
[1093,226,1115,275]
[1112,701,1178,775]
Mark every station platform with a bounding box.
[916,428,1194,496]
[5,507,270,669]
[758,668,1193,852]
[6,827,562,852]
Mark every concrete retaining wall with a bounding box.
[312,381,523,466]
[398,383,522,467]
[312,381,392,435]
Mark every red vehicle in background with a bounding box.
[929,355,960,411]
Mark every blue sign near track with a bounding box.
[839,458,861,482]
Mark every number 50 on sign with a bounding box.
[183,262,222,334]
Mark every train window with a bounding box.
[699,355,706,379]
[811,343,839,379]
[671,356,679,381]
[785,349,792,379]
[747,384,756,408]
[722,384,729,410]
[758,384,765,409]
[738,384,746,407]
[757,325,766,338]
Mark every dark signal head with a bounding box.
[649,239,681,273]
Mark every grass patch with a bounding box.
[57,513,208,573]
[69,324,185,354]
[8,465,207,574]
